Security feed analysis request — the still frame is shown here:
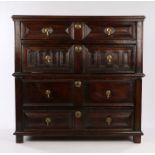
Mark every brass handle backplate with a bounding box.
[45,89,51,98]
[106,90,111,99]
[75,81,82,88]
[104,27,115,36]
[74,23,82,29]
[44,55,52,63]
[105,116,112,126]
[41,27,53,36]
[106,54,112,64]
[45,117,52,126]
[75,111,82,118]
[75,45,82,52]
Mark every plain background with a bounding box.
[0,1,155,153]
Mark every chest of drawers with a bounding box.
[12,15,145,143]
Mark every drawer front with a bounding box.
[23,111,73,129]
[83,110,134,129]
[22,45,74,73]
[21,21,136,41]
[83,45,136,73]
[23,80,74,106]
[84,80,134,106]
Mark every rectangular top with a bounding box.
[12,15,145,21]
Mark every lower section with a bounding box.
[14,130,143,143]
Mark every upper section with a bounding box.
[13,15,144,75]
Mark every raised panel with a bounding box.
[82,21,136,42]
[21,21,72,41]
[23,80,74,106]
[23,111,73,129]
[83,110,134,129]
[84,80,134,106]
[83,45,136,73]
[22,45,74,73]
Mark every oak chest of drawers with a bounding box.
[12,15,145,143]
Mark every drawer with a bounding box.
[23,80,74,106]
[84,80,134,106]
[21,21,136,42]
[83,109,134,129]
[23,111,73,129]
[22,44,74,73]
[83,45,136,73]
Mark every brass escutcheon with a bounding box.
[74,81,82,88]
[41,27,53,36]
[74,23,82,29]
[75,111,82,118]
[74,45,82,52]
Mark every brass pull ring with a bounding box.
[45,117,52,126]
[45,89,51,98]
[44,55,52,63]
[104,27,115,36]
[106,54,112,64]
[106,90,111,99]
[105,116,112,126]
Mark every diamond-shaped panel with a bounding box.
[65,23,91,40]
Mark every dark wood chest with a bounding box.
[12,15,145,143]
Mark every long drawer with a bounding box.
[23,109,134,130]
[23,79,134,107]
[21,21,136,42]
[22,44,136,73]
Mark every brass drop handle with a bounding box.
[105,116,112,126]
[44,55,52,63]
[105,27,112,36]
[75,81,82,88]
[106,54,112,64]
[41,27,53,36]
[45,117,52,126]
[106,90,111,99]
[75,111,82,118]
[75,45,82,52]
[104,27,115,36]
[45,89,51,98]
[74,23,82,29]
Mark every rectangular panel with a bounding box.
[83,21,136,42]
[21,21,72,41]
[83,45,136,73]
[23,80,74,106]
[23,110,73,129]
[22,44,74,73]
[83,109,134,129]
[84,80,134,106]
